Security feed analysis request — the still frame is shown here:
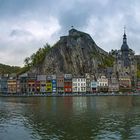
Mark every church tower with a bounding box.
[114,28,137,90]
[121,28,130,67]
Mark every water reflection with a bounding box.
[0,96,140,140]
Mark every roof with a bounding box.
[121,43,129,51]
[121,33,129,51]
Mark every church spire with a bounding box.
[123,26,127,44]
[121,26,129,51]
[124,26,126,34]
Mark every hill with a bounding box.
[0,63,21,74]
[29,28,114,75]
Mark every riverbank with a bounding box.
[0,92,140,97]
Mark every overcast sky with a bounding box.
[0,0,140,66]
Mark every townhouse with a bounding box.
[97,75,108,92]
[27,73,36,93]
[52,75,57,93]
[46,75,52,93]
[57,74,64,93]
[37,75,46,93]
[7,76,17,94]
[0,74,9,93]
[72,76,86,93]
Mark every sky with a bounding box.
[0,0,140,66]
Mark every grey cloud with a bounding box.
[0,0,38,16]
[0,0,140,66]
[10,29,33,37]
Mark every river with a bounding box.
[0,96,140,140]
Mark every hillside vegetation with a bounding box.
[135,55,140,78]
[17,43,51,74]
[0,63,20,74]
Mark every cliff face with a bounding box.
[35,29,109,75]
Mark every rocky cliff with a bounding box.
[33,29,110,75]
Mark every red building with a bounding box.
[64,74,72,93]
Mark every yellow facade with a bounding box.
[7,79,17,93]
[46,81,52,93]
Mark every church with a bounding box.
[113,29,137,90]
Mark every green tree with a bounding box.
[24,43,51,67]
[24,57,31,67]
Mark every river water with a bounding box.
[0,96,140,140]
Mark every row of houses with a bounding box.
[0,73,138,94]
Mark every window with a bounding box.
[73,79,76,82]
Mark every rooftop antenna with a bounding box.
[71,25,74,29]
[124,25,126,34]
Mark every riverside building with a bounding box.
[37,75,46,93]
[46,75,52,93]
[91,80,98,93]
[85,73,91,93]
[72,77,86,93]
[0,74,9,93]
[57,74,64,93]
[19,73,28,93]
[64,74,72,93]
[52,75,57,93]
[97,75,108,92]
[7,76,17,94]
[27,73,36,93]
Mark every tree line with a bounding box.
[24,43,51,68]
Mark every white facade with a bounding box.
[72,78,86,93]
[97,76,108,87]
[40,81,46,93]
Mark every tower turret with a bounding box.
[121,27,129,51]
